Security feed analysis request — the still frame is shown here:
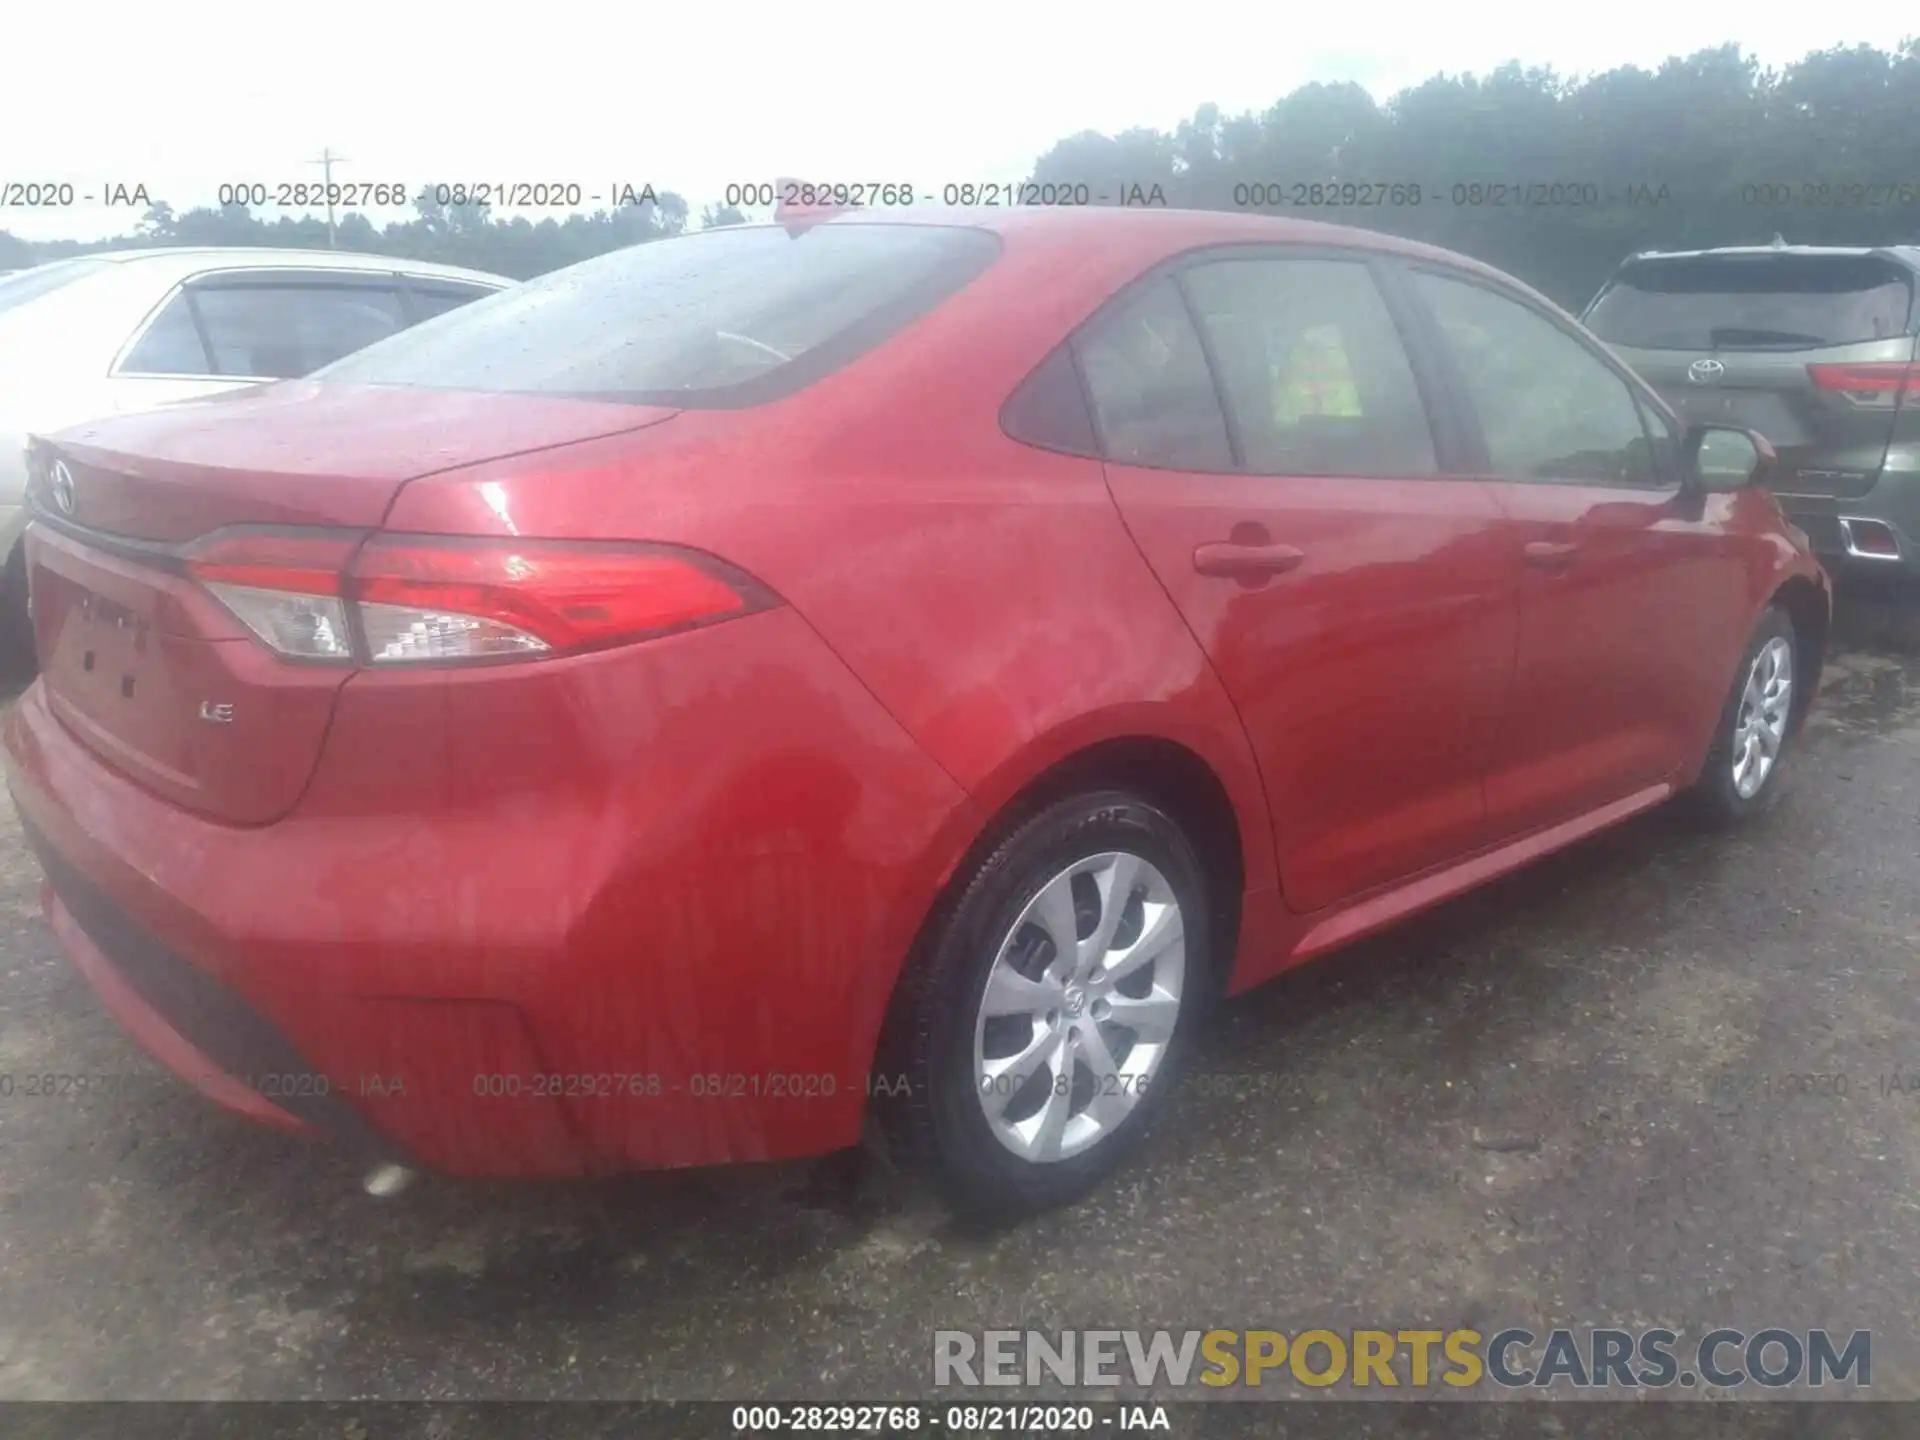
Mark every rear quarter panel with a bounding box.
[381,225,1285,1012]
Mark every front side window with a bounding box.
[1074,276,1233,471]
[313,223,1000,407]
[1634,393,1682,483]
[1181,257,1438,476]
[1416,272,1660,487]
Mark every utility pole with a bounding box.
[310,148,348,247]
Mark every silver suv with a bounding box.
[1584,242,1920,584]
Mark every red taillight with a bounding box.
[186,530,357,596]
[351,537,760,663]
[184,528,771,666]
[1807,362,1920,408]
[185,530,361,663]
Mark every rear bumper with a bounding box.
[30,824,402,1155]
[10,731,593,1176]
[2,606,972,1177]
[1776,458,1920,584]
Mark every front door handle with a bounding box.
[1522,539,1579,571]
[1193,541,1306,580]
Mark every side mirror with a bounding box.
[1682,423,1777,494]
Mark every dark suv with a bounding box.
[1584,243,1920,586]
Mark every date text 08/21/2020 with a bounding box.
[6,176,1918,212]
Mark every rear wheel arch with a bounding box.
[867,734,1247,1109]
[974,735,1248,971]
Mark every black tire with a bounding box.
[0,544,35,682]
[883,789,1214,1225]
[1684,604,1799,826]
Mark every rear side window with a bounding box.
[1585,256,1915,351]
[1180,257,1438,476]
[1002,346,1098,456]
[119,292,213,374]
[312,223,1000,407]
[194,282,409,379]
[406,282,500,322]
[1074,276,1233,471]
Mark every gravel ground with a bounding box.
[1,589,1918,1435]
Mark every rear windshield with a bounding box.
[0,257,112,317]
[313,222,1000,407]
[1584,255,1915,351]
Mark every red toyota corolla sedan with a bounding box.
[5,207,1829,1221]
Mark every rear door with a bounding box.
[1090,250,1517,915]
[1585,253,1918,510]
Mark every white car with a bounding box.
[0,247,512,657]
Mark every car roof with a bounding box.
[796,202,1487,258]
[46,246,511,286]
[770,204,1555,306]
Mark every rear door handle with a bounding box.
[1522,539,1579,571]
[1193,542,1306,580]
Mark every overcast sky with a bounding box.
[1,4,1913,244]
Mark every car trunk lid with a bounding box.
[41,382,680,541]
[27,383,680,824]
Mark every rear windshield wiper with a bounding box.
[1707,326,1830,349]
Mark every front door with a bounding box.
[1406,267,1749,836]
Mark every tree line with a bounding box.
[1027,41,1920,306]
[0,189,744,281]
[5,40,1919,308]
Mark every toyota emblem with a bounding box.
[48,459,76,516]
[1687,358,1726,385]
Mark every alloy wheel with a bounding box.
[971,851,1186,1163]
[1732,634,1793,800]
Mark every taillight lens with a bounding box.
[1807,362,1920,410]
[187,531,358,663]
[351,537,758,664]
[185,529,770,666]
